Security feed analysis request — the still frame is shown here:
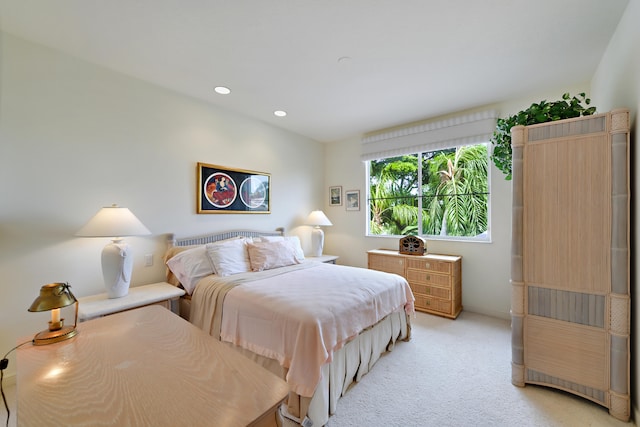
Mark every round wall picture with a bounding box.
[240,176,267,209]
[204,172,237,208]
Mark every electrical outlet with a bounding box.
[144,254,153,267]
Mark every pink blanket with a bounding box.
[219,262,414,397]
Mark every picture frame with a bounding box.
[345,190,360,211]
[197,162,270,214]
[329,186,342,206]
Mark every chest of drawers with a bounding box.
[368,249,462,319]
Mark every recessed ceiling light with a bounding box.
[214,86,231,95]
[274,110,287,117]
[337,56,352,70]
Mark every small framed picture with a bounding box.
[345,190,360,211]
[329,186,342,206]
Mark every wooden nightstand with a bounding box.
[78,282,185,321]
[306,254,339,264]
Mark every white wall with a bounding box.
[590,0,640,416]
[0,33,324,377]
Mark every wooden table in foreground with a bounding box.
[17,305,289,427]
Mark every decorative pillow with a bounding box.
[259,235,305,262]
[247,240,300,272]
[205,238,251,277]
[165,245,214,294]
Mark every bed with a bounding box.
[163,228,414,426]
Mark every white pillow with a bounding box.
[247,240,300,272]
[205,238,251,277]
[165,245,214,295]
[259,235,305,262]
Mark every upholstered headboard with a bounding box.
[167,227,285,247]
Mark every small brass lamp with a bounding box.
[28,283,79,345]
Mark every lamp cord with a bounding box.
[1,340,32,427]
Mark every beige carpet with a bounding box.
[326,311,633,427]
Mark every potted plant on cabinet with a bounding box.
[490,92,596,180]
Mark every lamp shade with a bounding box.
[306,210,332,227]
[28,282,77,312]
[76,204,151,237]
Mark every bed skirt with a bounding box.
[181,298,410,426]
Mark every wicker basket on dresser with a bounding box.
[368,249,462,319]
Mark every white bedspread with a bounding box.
[219,262,414,397]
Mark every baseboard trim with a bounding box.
[462,305,510,321]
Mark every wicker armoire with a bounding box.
[510,109,630,421]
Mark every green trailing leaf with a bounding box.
[490,92,596,180]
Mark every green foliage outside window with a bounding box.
[368,144,489,238]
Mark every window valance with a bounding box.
[361,110,498,161]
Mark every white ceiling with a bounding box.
[0,0,629,142]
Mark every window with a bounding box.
[367,143,490,241]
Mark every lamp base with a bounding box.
[33,325,78,346]
[102,240,133,298]
[310,227,324,257]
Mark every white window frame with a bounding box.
[365,143,492,243]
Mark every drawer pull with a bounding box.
[426,300,431,305]
[425,262,431,269]
[426,275,431,281]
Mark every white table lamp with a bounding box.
[76,204,151,298]
[306,210,332,257]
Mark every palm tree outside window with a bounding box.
[367,143,490,241]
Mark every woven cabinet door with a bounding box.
[510,110,630,421]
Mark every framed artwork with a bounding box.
[345,190,360,211]
[329,186,342,206]
[197,162,270,214]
